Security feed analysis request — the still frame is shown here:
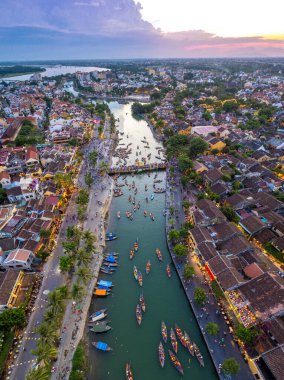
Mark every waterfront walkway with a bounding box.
[108,162,167,174]
[165,168,255,380]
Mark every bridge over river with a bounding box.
[108,162,167,175]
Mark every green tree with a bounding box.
[173,243,187,257]
[26,365,51,380]
[84,172,93,187]
[205,322,219,335]
[40,228,51,239]
[235,324,259,344]
[36,322,59,347]
[76,267,92,284]
[188,137,208,158]
[77,205,87,222]
[59,256,73,273]
[183,264,195,279]
[72,282,86,302]
[0,307,26,329]
[89,151,98,166]
[168,229,180,242]
[182,200,191,210]
[194,287,207,306]
[220,203,239,223]
[178,153,193,173]
[32,341,58,367]
[222,358,240,376]
[76,188,89,205]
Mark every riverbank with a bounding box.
[164,170,255,380]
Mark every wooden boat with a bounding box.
[117,211,121,219]
[92,341,112,352]
[133,266,138,281]
[175,324,187,348]
[156,248,163,262]
[150,193,155,200]
[168,350,184,375]
[95,286,111,291]
[159,342,165,368]
[161,321,167,343]
[146,260,151,274]
[89,309,107,322]
[98,280,113,288]
[105,233,118,241]
[103,262,118,267]
[130,249,134,260]
[94,289,110,297]
[138,271,143,287]
[193,342,204,367]
[90,324,112,333]
[100,268,114,275]
[125,363,134,380]
[144,210,148,217]
[170,328,178,354]
[134,239,139,251]
[184,331,195,356]
[166,264,172,278]
[136,304,142,325]
[140,293,146,312]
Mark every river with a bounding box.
[87,102,218,380]
[1,65,107,81]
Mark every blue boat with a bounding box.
[98,280,113,287]
[150,193,155,200]
[96,285,111,290]
[106,233,118,241]
[92,341,113,352]
[104,256,117,263]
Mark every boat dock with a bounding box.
[108,162,167,175]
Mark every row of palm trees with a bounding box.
[27,227,97,379]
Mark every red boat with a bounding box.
[166,264,171,278]
[155,248,162,262]
[138,271,143,287]
[134,239,139,251]
[125,363,134,380]
[139,293,146,312]
[136,304,142,325]
[168,350,184,375]
[184,331,195,356]
[146,260,151,274]
[130,249,134,260]
[175,324,187,348]
[161,321,167,343]
[159,342,165,368]
[170,328,178,354]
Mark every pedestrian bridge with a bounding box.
[108,162,167,175]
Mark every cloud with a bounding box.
[0,0,283,60]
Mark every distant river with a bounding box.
[1,65,107,81]
[87,102,218,380]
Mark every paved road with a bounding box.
[8,115,113,380]
[165,169,255,380]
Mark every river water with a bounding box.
[87,102,218,380]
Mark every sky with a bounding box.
[0,0,283,61]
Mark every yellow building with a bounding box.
[178,126,192,136]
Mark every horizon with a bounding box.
[0,0,283,60]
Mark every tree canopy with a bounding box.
[194,287,207,306]
[222,358,240,375]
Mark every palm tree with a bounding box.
[48,289,65,315]
[72,282,86,302]
[76,267,92,284]
[99,161,109,176]
[26,365,51,380]
[32,341,58,367]
[76,248,92,267]
[36,322,58,346]
[83,230,97,254]
[57,285,69,300]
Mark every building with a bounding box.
[2,248,34,269]
[0,269,24,309]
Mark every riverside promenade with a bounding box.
[165,169,255,380]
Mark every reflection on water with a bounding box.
[87,102,217,380]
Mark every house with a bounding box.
[0,171,11,188]
[239,215,267,238]
[190,199,226,226]
[202,168,223,186]
[205,136,226,153]
[237,272,284,321]
[2,248,35,269]
[0,269,25,309]
[225,193,254,211]
[6,186,36,203]
[193,161,208,174]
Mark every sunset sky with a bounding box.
[0,0,283,60]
